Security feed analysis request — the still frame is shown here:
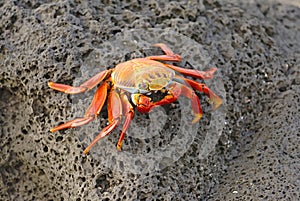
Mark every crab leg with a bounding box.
[83,89,123,154]
[165,64,217,80]
[50,81,109,132]
[48,69,111,94]
[179,84,203,124]
[177,76,222,110]
[146,43,182,62]
[116,93,134,151]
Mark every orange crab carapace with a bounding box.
[48,43,222,154]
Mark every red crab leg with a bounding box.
[83,89,123,154]
[164,63,217,80]
[50,81,109,132]
[177,76,222,110]
[116,93,134,151]
[146,43,218,80]
[146,43,182,62]
[48,69,111,94]
[179,84,203,124]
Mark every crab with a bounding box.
[48,43,222,154]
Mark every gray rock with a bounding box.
[0,0,299,200]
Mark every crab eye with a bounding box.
[138,82,148,90]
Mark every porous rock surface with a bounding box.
[0,0,299,200]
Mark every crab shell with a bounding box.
[112,59,175,94]
[48,43,222,154]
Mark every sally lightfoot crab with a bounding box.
[48,43,222,154]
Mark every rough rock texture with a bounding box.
[0,0,299,200]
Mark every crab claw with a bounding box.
[131,94,152,113]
